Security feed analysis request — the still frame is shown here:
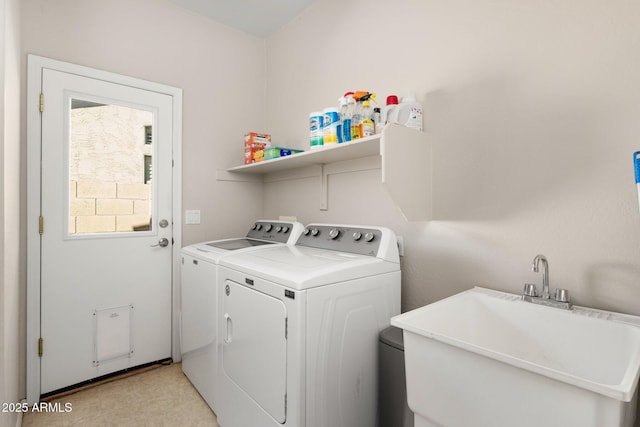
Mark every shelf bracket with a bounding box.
[320,165,328,211]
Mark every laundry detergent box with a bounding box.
[244,132,272,145]
[263,147,304,160]
[243,132,271,164]
[244,142,266,164]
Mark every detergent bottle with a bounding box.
[389,94,423,131]
[381,95,399,125]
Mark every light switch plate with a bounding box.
[185,210,201,225]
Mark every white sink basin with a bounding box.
[391,287,640,427]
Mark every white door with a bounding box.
[223,279,288,423]
[37,68,174,394]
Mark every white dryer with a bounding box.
[180,220,304,414]
[217,224,401,427]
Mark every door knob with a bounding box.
[151,238,169,247]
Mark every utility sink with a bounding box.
[391,287,640,427]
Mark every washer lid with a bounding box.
[181,238,281,263]
[205,238,274,250]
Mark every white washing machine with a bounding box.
[180,220,304,414]
[217,224,401,427]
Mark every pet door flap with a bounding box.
[93,304,133,366]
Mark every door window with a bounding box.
[68,99,155,235]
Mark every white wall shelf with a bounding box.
[220,124,432,221]
[226,133,382,174]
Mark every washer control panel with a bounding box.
[297,224,383,256]
[246,221,298,243]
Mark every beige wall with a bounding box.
[263,0,640,314]
[1,0,22,424]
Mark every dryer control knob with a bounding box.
[364,232,375,242]
[282,226,290,233]
[329,228,341,239]
[256,224,263,230]
[303,228,310,236]
[252,224,258,230]
[310,228,320,236]
[265,224,273,232]
[353,231,362,241]
[276,226,282,232]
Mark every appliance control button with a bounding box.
[256,224,262,230]
[276,226,283,232]
[329,228,341,239]
[252,224,258,230]
[265,224,273,232]
[311,228,320,236]
[364,232,375,242]
[282,226,290,233]
[303,228,310,235]
[353,231,362,241]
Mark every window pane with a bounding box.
[69,100,154,235]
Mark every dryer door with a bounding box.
[222,279,287,423]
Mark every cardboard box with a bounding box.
[244,142,266,164]
[244,132,272,145]
[243,132,272,164]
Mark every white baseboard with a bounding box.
[15,399,25,427]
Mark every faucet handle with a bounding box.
[523,283,538,297]
[554,288,570,303]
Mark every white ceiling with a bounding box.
[167,0,317,38]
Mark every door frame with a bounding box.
[26,55,183,403]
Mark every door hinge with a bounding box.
[38,338,43,357]
[39,215,44,235]
[39,93,44,113]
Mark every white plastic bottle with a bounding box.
[351,100,363,140]
[373,107,383,134]
[381,95,399,125]
[344,95,356,142]
[338,95,352,143]
[388,94,423,131]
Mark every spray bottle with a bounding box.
[351,91,376,140]
[339,92,354,143]
[360,98,376,137]
[351,97,363,140]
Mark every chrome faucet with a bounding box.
[522,254,572,310]
[532,254,549,299]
